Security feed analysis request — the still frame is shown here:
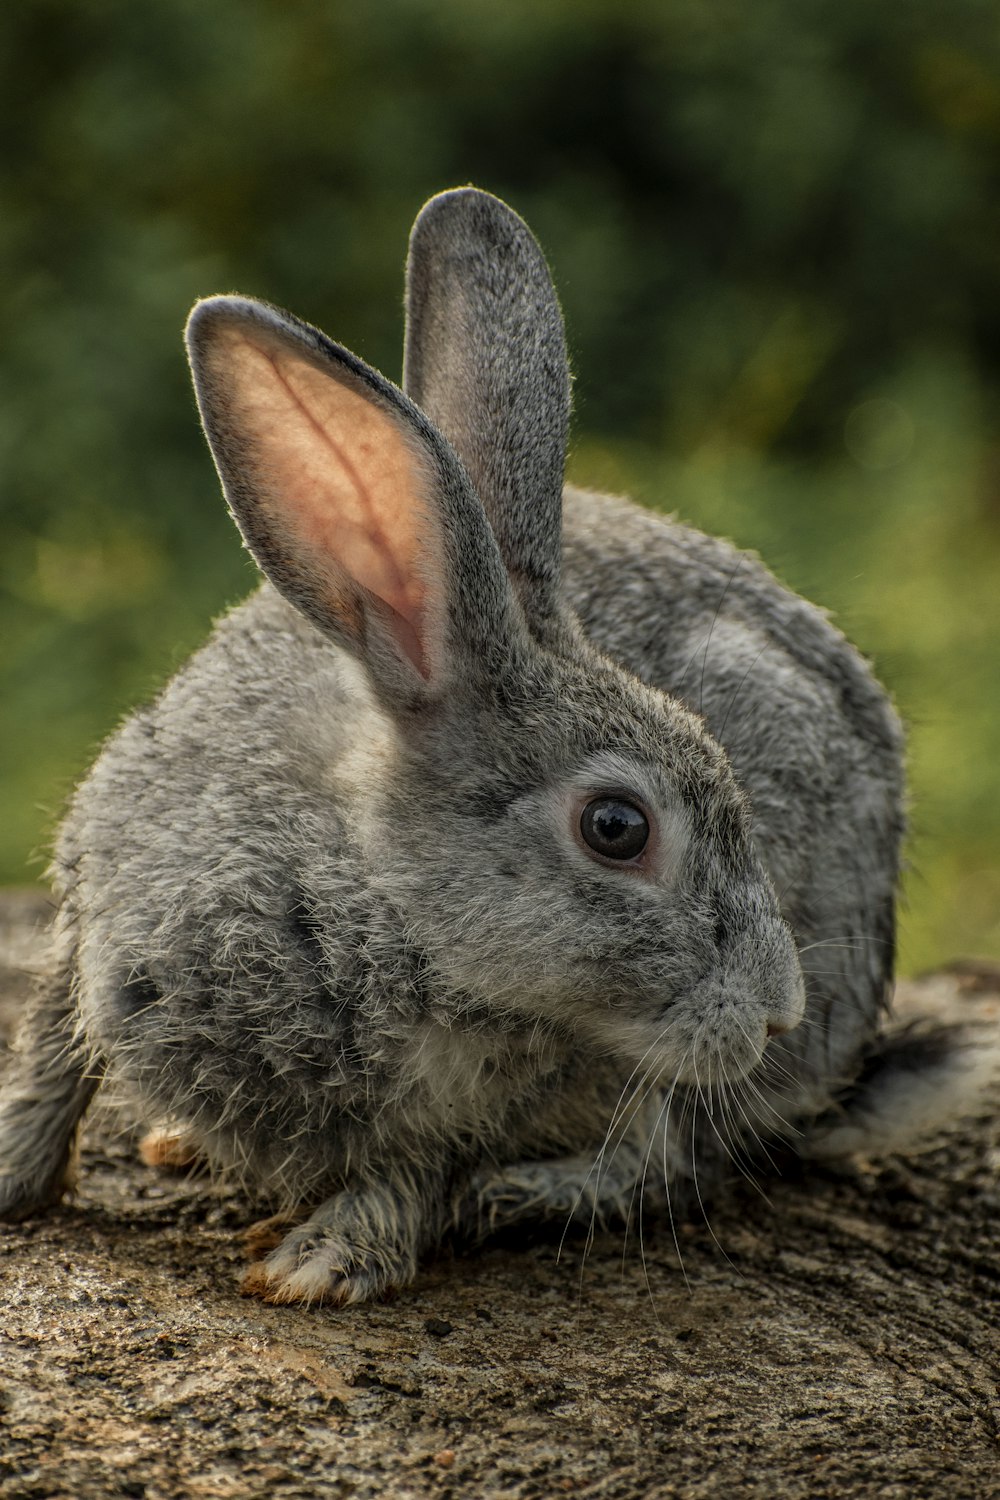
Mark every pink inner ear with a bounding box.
[219,328,441,678]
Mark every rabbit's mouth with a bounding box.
[581,964,806,1089]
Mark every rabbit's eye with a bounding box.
[580,798,649,861]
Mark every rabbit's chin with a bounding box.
[660,1027,770,1090]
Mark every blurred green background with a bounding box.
[3,0,999,972]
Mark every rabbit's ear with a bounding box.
[186,296,515,708]
[403,188,570,632]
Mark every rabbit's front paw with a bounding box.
[456,1159,591,1240]
[456,1150,645,1243]
[239,1187,422,1306]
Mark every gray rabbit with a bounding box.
[0,189,994,1305]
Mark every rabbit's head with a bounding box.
[185,188,804,1091]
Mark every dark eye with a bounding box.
[580,798,650,861]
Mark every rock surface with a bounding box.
[1,889,998,1499]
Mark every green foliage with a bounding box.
[3,0,999,969]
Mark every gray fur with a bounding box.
[0,188,980,1305]
[802,1020,1000,1160]
[0,912,99,1219]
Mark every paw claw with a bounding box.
[242,1212,302,1261]
[239,1256,352,1307]
[239,1262,278,1301]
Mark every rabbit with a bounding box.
[0,187,995,1307]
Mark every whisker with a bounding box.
[696,1061,769,1199]
[634,1056,700,1303]
[559,1037,669,1273]
[672,557,746,713]
[688,1042,742,1275]
[717,1083,775,1206]
[797,933,894,954]
[660,1075,692,1292]
[738,1067,802,1150]
[716,645,769,743]
[621,1062,673,1269]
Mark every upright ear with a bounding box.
[185,295,514,710]
[403,188,570,630]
